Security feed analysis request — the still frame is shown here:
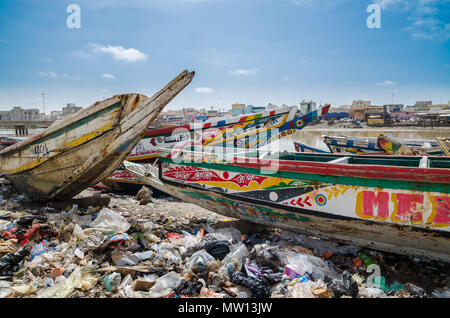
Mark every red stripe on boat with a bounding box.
[144,125,190,137]
[227,156,450,184]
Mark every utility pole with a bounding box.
[41,93,46,115]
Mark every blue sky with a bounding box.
[0,0,449,112]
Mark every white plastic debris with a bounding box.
[89,208,130,233]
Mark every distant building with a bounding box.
[300,100,316,114]
[414,101,432,109]
[431,103,449,110]
[49,110,63,121]
[207,109,219,117]
[62,103,82,116]
[333,105,352,112]
[390,112,416,120]
[246,105,265,113]
[384,104,404,112]
[352,100,371,107]
[349,105,383,122]
[231,104,246,116]
[0,107,41,122]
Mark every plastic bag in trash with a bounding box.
[404,283,427,298]
[103,272,122,291]
[0,246,29,277]
[231,271,271,298]
[148,272,181,298]
[151,242,182,267]
[174,279,204,296]
[358,286,387,298]
[203,226,241,244]
[38,266,100,298]
[89,208,130,233]
[329,271,359,298]
[202,240,230,260]
[285,280,329,298]
[28,240,49,261]
[251,244,282,271]
[186,251,216,270]
[181,231,202,250]
[277,249,338,282]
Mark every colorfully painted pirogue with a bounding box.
[0,70,194,200]
[102,104,330,192]
[132,148,450,262]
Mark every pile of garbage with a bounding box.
[0,183,449,298]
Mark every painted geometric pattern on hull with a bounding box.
[161,164,450,231]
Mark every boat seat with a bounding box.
[328,156,351,164]
[419,156,429,168]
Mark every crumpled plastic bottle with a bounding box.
[218,243,249,282]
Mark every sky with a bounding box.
[0,0,449,112]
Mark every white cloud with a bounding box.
[195,87,213,93]
[228,69,259,75]
[102,73,115,79]
[376,80,397,86]
[374,0,405,10]
[38,71,58,79]
[282,76,290,80]
[38,71,81,80]
[382,0,450,42]
[44,58,54,63]
[92,44,147,62]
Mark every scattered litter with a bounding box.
[0,184,447,298]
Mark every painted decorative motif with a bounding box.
[161,162,450,231]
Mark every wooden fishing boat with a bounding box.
[0,137,20,151]
[377,134,444,156]
[323,134,443,156]
[150,148,450,262]
[436,137,449,157]
[126,104,330,162]
[294,141,329,153]
[102,105,331,192]
[0,70,195,200]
